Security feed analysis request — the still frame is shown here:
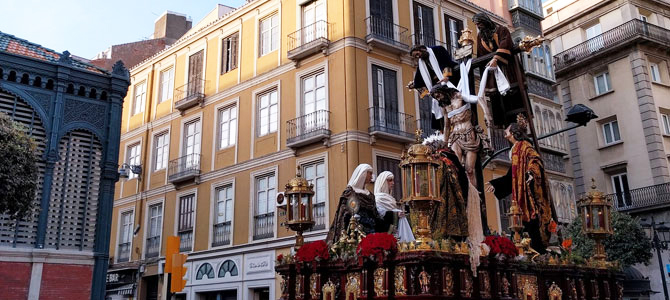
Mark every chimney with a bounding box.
[154,11,192,44]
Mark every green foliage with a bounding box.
[565,211,653,267]
[0,112,38,219]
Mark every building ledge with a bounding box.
[588,89,615,101]
[598,140,623,151]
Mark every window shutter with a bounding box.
[372,65,380,108]
[422,6,435,45]
[231,33,239,70]
[221,38,229,74]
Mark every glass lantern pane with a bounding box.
[404,167,412,199]
[415,164,429,197]
[301,194,310,221]
[583,207,591,230]
[430,165,437,197]
[291,194,299,221]
[596,207,605,231]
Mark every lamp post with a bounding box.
[577,179,613,265]
[641,216,670,300]
[278,167,315,249]
[400,131,442,249]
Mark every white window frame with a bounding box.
[662,113,670,135]
[611,172,630,206]
[132,81,147,115]
[126,142,141,179]
[175,189,198,253]
[251,170,277,241]
[221,32,239,74]
[650,63,661,83]
[153,131,169,171]
[259,13,279,57]
[602,119,621,145]
[218,105,238,150]
[116,209,134,263]
[593,72,611,95]
[158,67,174,103]
[301,159,327,230]
[144,200,164,259]
[257,89,279,137]
[211,183,234,248]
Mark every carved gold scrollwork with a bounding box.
[502,277,511,297]
[443,267,454,297]
[516,275,538,300]
[461,269,473,298]
[322,280,335,300]
[374,268,387,296]
[419,269,431,294]
[345,273,360,300]
[479,271,491,298]
[280,275,288,298]
[310,273,321,299]
[591,280,600,300]
[395,266,407,296]
[296,274,304,300]
[549,282,563,300]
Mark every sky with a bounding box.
[0,0,247,59]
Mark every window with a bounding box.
[126,143,141,179]
[158,68,174,103]
[302,0,327,43]
[117,211,133,262]
[154,132,169,171]
[132,81,147,115]
[213,185,233,246]
[251,288,270,300]
[611,172,631,207]
[376,156,402,199]
[257,89,278,136]
[585,23,603,52]
[146,203,162,258]
[301,71,327,132]
[445,15,463,56]
[662,113,670,135]
[593,72,611,95]
[259,14,279,56]
[218,105,237,149]
[178,194,195,252]
[413,2,435,46]
[253,173,276,240]
[650,63,661,83]
[221,33,239,74]
[602,120,621,145]
[218,260,239,277]
[196,263,215,280]
[302,160,326,230]
[371,65,399,130]
[183,119,201,158]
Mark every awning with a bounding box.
[106,284,135,296]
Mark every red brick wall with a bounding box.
[40,264,93,300]
[90,38,168,71]
[0,261,31,299]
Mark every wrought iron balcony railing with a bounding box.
[253,212,274,240]
[174,78,205,111]
[178,230,192,252]
[287,21,330,60]
[312,202,326,231]
[368,107,416,143]
[541,152,566,174]
[117,242,130,262]
[365,16,410,54]
[554,19,670,73]
[168,153,201,184]
[609,182,670,212]
[490,128,511,162]
[410,33,441,48]
[145,236,160,259]
[212,221,231,247]
[286,110,330,148]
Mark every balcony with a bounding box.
[117,242,130,263]
[145,236,160,259]
[365,16,410,54]
[287,21,330,61]
[409,33,442,48]
[367,107,416,144]
[168,153,201,184]
[609,182,670,213]
[312,202,326,231]
[212,221,231,247]
[490,128,511,163]
[178,230,192,252]
[253,212,274,240]
[554,19,670,75]
[174,79,205,112]
[286,110,331,148]
[541,152,566,173]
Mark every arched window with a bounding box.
[46,80,54,90]
[20,73,30,84]
[549,112,556,147]
[89,89,97,99]
[8,71,17,82]
[545,45,553,79]
[542,110,550,145]
[33,77,42,88]
[66,84,74,94]
[218,259,238,278]
[196,263,215,280]
[78,86,86,96]
[534,106,543,134]
[0,68,4,80]
[100,91,107,100]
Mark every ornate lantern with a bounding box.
[400,131,442,249]
[577,179,613,263]
[508,199,524,254]
[280,167,315,249]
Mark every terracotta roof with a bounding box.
[0,31,109,75]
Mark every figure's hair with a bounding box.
[430,85,459,107]
[473,13,496,44]
[508,123,531,142]
[410,45,427,54]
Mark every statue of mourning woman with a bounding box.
[327,164,387,245]
[374,171,415,243]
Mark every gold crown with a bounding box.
[458,28,474,47]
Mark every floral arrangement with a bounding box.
[356,233,398,264]
[295,240,330,263]
[483,235,518,258]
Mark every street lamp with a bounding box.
[641,217,670,300]
[118,163,142,181]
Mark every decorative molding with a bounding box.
[62,98,107,132]
[0,247,95,265]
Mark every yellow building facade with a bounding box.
[108,1,520,299]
